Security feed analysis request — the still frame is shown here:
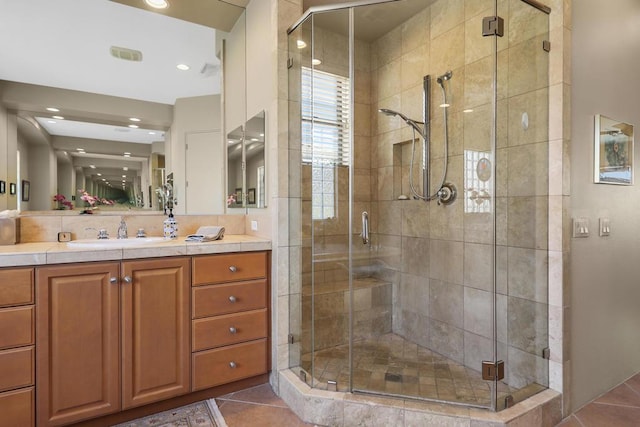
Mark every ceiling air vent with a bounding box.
[110,46,143,62]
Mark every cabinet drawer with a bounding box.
[192,252,267,285]
[0,387,34,427]
[0,269,33,308]
[193,309,268,352]
[192,280,267,318]
[0,307,34,350]
[0,346,34,393]
[192,339,268,391]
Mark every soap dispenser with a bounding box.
[163,209,178,239]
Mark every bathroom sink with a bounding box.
[66,237,170,248]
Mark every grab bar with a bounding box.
[361,212,369,245]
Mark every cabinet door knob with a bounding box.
[228,295,237,303]
[229,327,237,334]
[110,277,118,284]
[123,276,132,283]
[229,361,237,369]
[229,265,237,272]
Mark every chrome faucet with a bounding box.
[117,219,128,239]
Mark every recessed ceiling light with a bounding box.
[250,138,259,142]
[296,40,306,49]
[312,58,322,65]
[97,173,102,176]
[463,109,474,113]
[177,64,190,71]
[123,167,128,171]
[76,148,84,152]
[440,103,450,108]
[122,175,127,178]
[128,124,139,129]
[129,117,141,122]
[52,115,64,120]
[145,0,168,8]
[46,107,60,112]
[259,133,264,137]
[102,178,106,181]
[89,165,96,169]
[148,131,156,135]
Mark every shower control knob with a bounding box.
[229,265,237,272]
[228,295,237,303]
[229,327,237,334]
[229,361,237,369]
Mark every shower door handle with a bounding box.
[361,212,369,245]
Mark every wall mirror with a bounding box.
[227,125,245,209]
[0,0,248,214]
[245,111,266,209]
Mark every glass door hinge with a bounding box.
[543,40,551,52]
[542,347,551,359]
[288,333,294,344]
[482,16,504,37]
[287,58,294,69]
[482,360,505,380]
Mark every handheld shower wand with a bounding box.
[378,108,425,139]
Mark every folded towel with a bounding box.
[185,226,225,242]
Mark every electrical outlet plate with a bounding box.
[57,232,71,242]
[251,220,258,231]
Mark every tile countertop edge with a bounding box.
[0,235,272,266]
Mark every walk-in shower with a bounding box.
[287,0,551,416]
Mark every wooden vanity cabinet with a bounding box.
[36,257,190,427]
[0,267,35,427]
[191,251,270,391]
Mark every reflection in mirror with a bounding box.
[0,0,247,213]
[227,125,244,209]
[245,111,266,208]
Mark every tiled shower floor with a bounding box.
[301,333,518,407]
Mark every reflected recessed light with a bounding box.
[296,40,306,49]
[129,117,141,122]
[259,133,264,137]
[128,124,139,129]
[48,120,56,124]
[89,165,96,169]
[144,0,168,9]
[250,138,259,142]
[101,178,106,181]
[123,167,128,171]
[52,115,64,120]
[463,109,474,113]
[77,148,85,152]
[176,64,190,71]
[46,107,60,112]
[97,173,102,176]
[148,131,156,135]
[439,103,450,108]
[124,154,131,158]
[312,58,322,65]
[122,175,127,178]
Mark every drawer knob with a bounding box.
[228,295,237,303]
[123,276,132,283]
[229,361,237,369]
[110,277,118,284]
[229,327,237,334]
[229,265,237,272]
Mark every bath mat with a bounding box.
[115,400,224,427]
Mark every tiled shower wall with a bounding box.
[370,0,550,389]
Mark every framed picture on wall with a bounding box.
[9,183,16,195]
[21,180,30,201]
[247,188,256,205]
[595,114,634,185]
[0,180,5,194]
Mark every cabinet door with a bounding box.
[121,257,190,409]
[36,263,120,427]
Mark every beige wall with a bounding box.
[570,0,640,412]
[0,103,8,211]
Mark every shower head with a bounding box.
[436,70,453,85]
[378,108,425,138]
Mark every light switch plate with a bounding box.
[57,232,71,242]
[572,217,589,238]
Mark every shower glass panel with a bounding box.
[288,0,549,411]
[495,0,550,409]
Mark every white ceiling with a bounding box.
[0,0,221,106]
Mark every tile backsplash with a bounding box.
[18,213,246,243]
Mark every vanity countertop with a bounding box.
[0,234,271,267]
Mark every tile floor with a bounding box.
[216,383,314,426]
[301,333,521,406]
[557,373,640,427]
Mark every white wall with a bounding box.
[571,0,640,410]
